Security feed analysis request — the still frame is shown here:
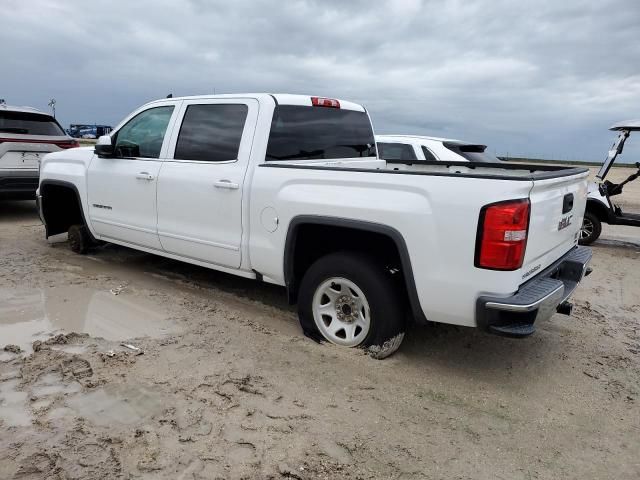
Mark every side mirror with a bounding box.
[95,135,114,157]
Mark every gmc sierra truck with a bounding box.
[37,94,592,358]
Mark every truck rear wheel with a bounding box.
[298,252,406,358]
[579,211,602,246]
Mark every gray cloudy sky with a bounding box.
[2,0,639,160]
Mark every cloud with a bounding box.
[1,0,639,160]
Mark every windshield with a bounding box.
[596,130,640,180]
[443,142,500,163]
[266,105,376,160]
[0,111,65,135]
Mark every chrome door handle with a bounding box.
[214,180,239,190]
[135,172,154,181]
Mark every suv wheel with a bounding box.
[298,252,406,358]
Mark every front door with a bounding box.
[87,104,178,250]
[157,99,258,268]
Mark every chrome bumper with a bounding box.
[476,246,592,337]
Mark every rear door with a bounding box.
[156,98,258,268]
[522,172,589,275]
[87,103,179,249]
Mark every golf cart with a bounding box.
[579,120,640,245]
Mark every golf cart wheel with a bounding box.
[579,211,602,246]
[298,252,406,359]
[68,224,90,254]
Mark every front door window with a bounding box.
[113,106,174,158]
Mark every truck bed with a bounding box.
[262,158,589,181]
[254,157,589,329]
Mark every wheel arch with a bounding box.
[283,215,428,324]
[39,179,91,238]
[585,198,612,222]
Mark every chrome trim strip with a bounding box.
[157,230,239,251]
[485,284,564,312]
[91,218,156,234]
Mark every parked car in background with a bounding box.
[0,104,78,199]
[579,120,640,245]
[376,134,501,163]
[38,94,591,357]
[67,124,113,139]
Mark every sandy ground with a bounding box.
[0,168,639,479]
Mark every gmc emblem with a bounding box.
[558,215,573,231]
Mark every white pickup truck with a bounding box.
[37,94,592,357]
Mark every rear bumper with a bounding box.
[0,170,39,198]
[476,246,592,337]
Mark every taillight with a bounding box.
[311,96,340,108]
[475,199,530,270]
[55,140,80,149]
[0,138,79,148]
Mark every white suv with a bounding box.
[0,103,78,199]
[376,134,501,163]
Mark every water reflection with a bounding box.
[0,286,173,351]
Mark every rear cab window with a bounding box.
[266,105,376,161]
[0,111,65,136]
[377,142,417,161]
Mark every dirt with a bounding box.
[1,170,639,479]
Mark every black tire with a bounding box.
[68,224,90,254]
[298,252,406,358]
[578,211,602,246]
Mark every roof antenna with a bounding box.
[166,93,173,98]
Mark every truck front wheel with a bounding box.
[579,211,602,246]
[68,224,91,254]
[298,252,406,359]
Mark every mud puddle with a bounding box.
[64,383,164,427]
[0,286,175,352]
[0,376,31,427]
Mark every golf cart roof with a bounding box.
[597,123,636,180]
[610,120,640,131]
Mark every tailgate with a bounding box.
[0,138,64,171]
[521,171,589,279]
[0,151,43,170]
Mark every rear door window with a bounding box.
[266,105,376,160]
[174,104,248,161]
[377,142,417,161]
[0,111,65,135]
